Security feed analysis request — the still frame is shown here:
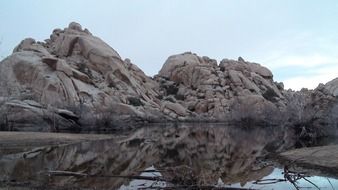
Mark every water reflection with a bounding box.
[0,124,333,189]
[119,166,166,190]
[227,168,338,190]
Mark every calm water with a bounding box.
[0,124,337,189]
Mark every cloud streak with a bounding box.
[269,54,338,69]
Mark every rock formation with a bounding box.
[0,22,337,134]
[155,53,286,124]
[0,22,167,131]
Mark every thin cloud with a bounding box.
[283,65,338,90]
[268,54,338,69]
[254,32,338,68]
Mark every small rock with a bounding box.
[238,56,245,62]
[68,22,82,31]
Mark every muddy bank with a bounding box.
[279,145,338,177]
[0,132,114,155]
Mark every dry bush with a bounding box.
[94,105,118,130]
[229,97,283,127]
[0,102,9,131]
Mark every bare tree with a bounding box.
[0,100,9,131]
[94,104,118,130]
[0,74,11,131]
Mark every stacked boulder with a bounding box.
[155,52,286,124]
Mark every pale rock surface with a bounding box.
[0,22,165,131]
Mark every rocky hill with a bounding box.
[0,22,337,135]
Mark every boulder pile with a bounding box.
[0,22,337,134]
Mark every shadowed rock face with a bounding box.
[0,22,337,133]
[0,124,290,189]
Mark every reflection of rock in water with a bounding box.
[0,124,287,189]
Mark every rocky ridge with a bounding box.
[0,22,337,135]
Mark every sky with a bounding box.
[0,0,338,90]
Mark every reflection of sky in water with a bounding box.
[119,166,166,190]
[121,168,338,189]
[226,168,338,190]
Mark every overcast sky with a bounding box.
[1,0,338,90]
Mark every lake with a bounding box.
[0,124,337,189]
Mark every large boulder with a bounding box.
[159,52,218,88]
[220,58,273,79]
[0,100,79,131]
